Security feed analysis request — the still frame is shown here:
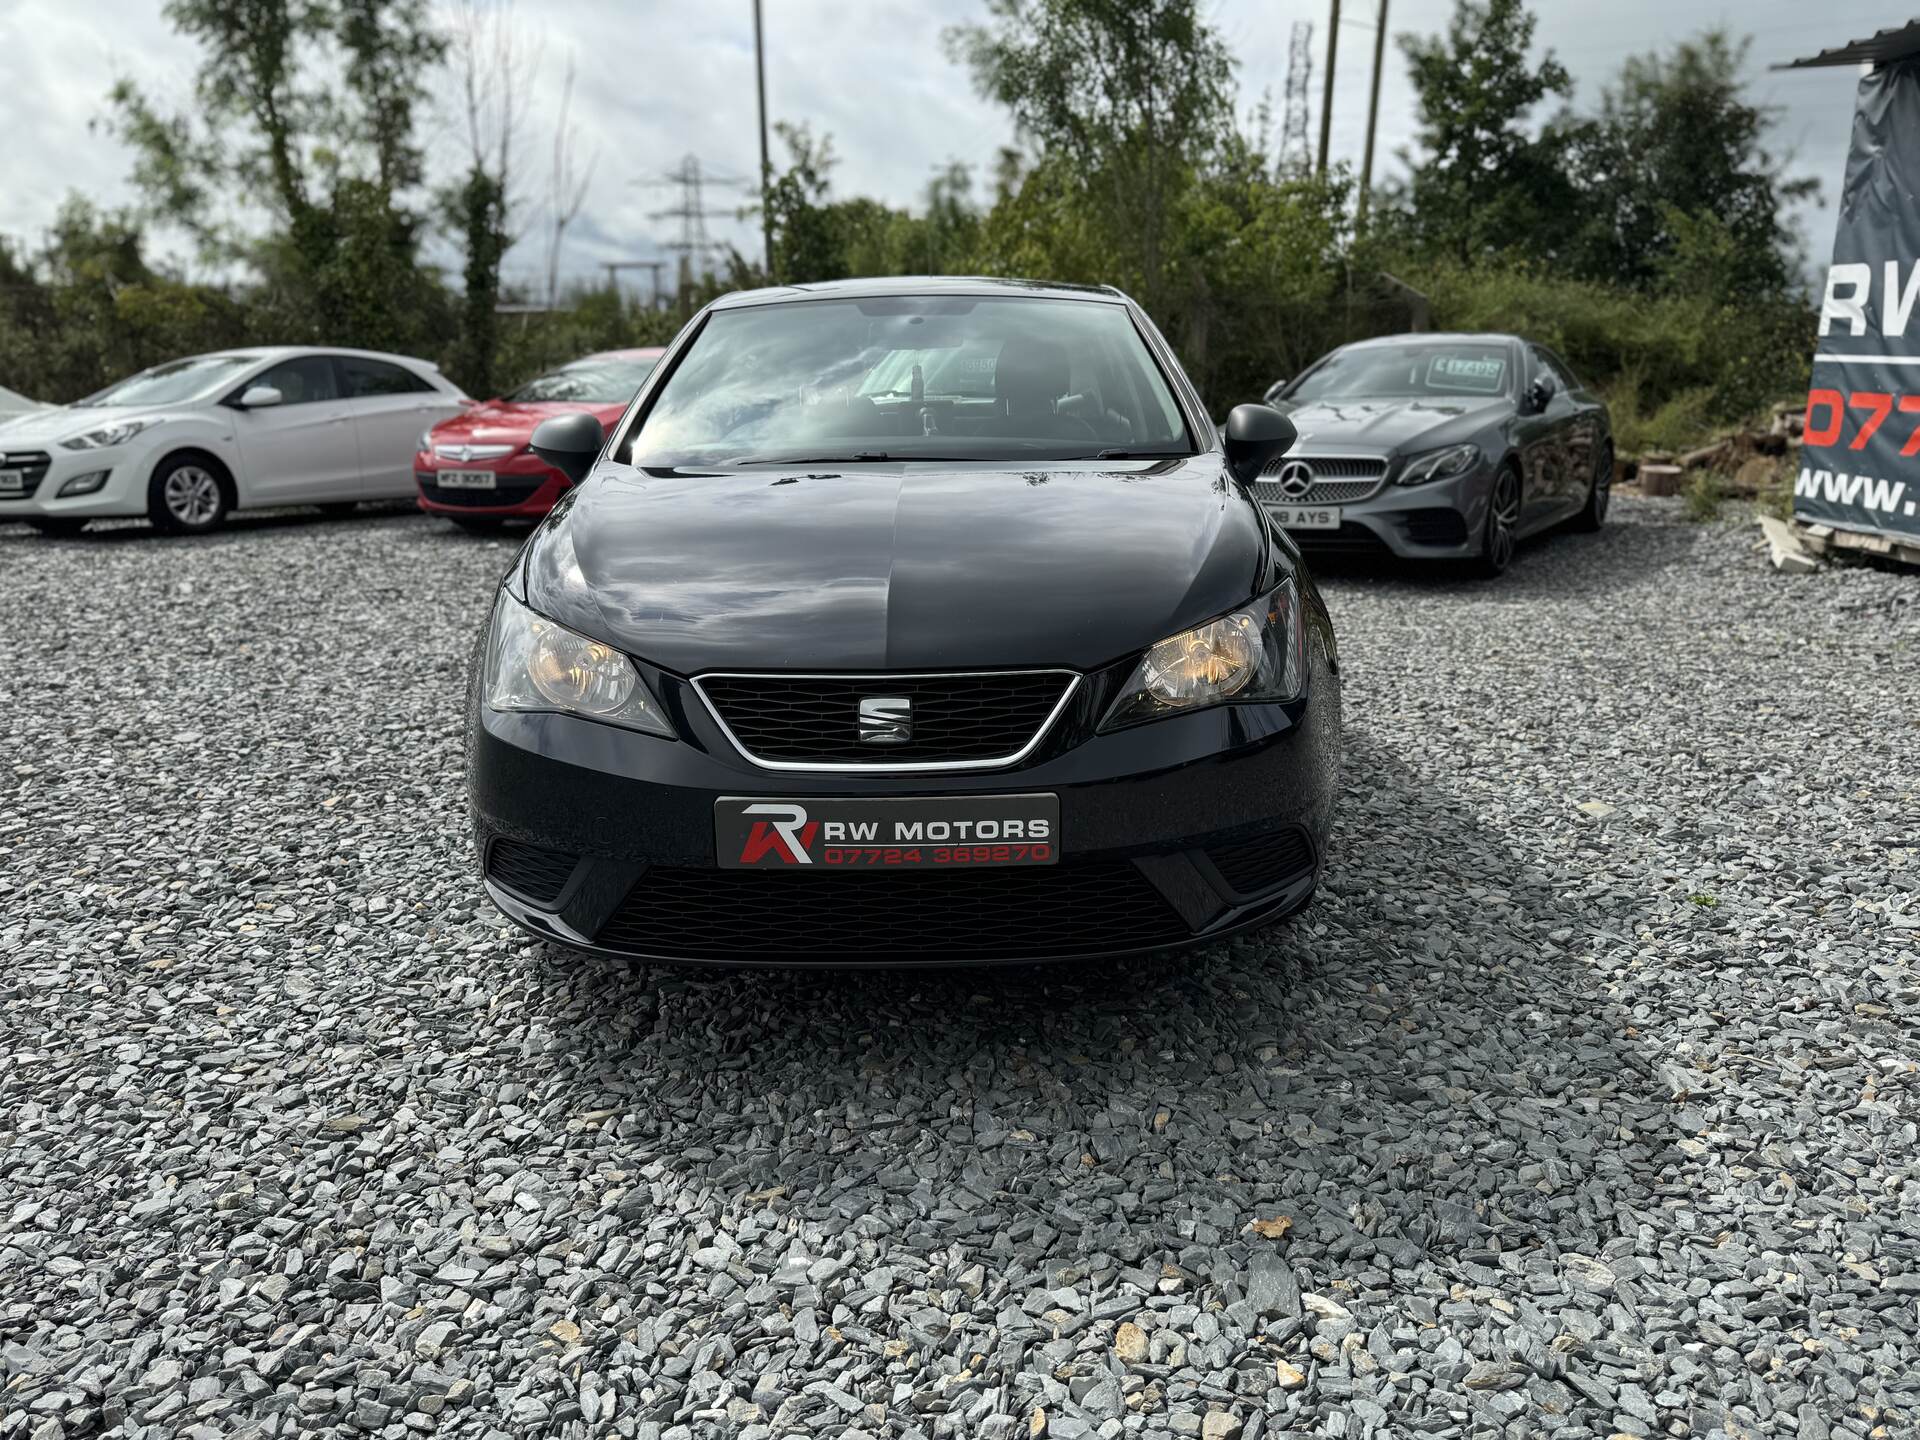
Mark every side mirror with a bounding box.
[530,412,606,484]
[1262,379,1290,407]
[237,385,283,409]
[1526,376,1555,414]
[1222,403,1298,484]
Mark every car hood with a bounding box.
[430,398,626,448]
[523,456,1272,674]
[0,405,161,445]
[1273,396,1510,452]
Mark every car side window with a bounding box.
[342,357,433,398]
[251,356,339,405]
[1531,346,1577,393]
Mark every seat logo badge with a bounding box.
[858,696,912,745]
[1276,460,1316,498]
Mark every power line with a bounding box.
[1282,20,1315,174]
[642,154,748,284]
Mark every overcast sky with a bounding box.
[0,0,1891,296]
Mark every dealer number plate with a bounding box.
[0,469,24,494]
[437,469,497,490]
[1269,504,1340,530]
[716,794,1058,870]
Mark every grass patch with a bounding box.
[1684,470,1725,523]
[1604,375,1718,456]
[1688,892,1719,908]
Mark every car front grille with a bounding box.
[0,451,53,500]
[1254,455,1388,506]
[1205,827,1316,898]
[695,670,1077,769]
[595,859,1190,961]
[486,838,580,905]
[418,472,552,508]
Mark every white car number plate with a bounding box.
[1270,504,1340,530]
[437,469,497,490]
[0,469,24,494]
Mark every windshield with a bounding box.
[625,295,1193,466]
[81,354,258,407]
[508,357,657,404]
[1287,343,1513,402]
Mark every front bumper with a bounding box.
[0,444,148,520]
[1271,467,1493,560]
[470,643,1341,966]
[416,454,570,518]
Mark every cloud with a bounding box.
[0,0,1863,292]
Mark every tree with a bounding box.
[1557,30,1816,299]
[763,122,848,285]
[1394,0,1575,264]
[543,53,596,309]
[944,0,1234,312]
[0,200,250,403]
[109,0,446,348]
[445,0,539,397]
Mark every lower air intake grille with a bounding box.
[487,839,579,905]
[1400,508,1470,547]
[596,860,1189,961]
[1205,828,1316,898]
[1288,522,1393,555]
[696,671,1075,767]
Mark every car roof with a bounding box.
[180,345,445,369]
[1341,331,1521,349]
[574,347,668,364]
[707,275,1128,311]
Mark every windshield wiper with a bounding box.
[1086,449,1187,460]
[724,451,893,466]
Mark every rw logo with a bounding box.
[736,802,817,865]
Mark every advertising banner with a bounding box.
[1799,56,1920,543]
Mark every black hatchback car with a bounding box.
[469,277,1341,965]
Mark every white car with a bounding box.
[0,347,469,536]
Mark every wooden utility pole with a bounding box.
[753,0,773,277]
[1317,0,1341,175]
[1357,0,1389,228]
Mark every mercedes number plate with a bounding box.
[716,794,1058,869]
[1270,504,1340,530]
[0,469,24,494]
[437,469,497,490]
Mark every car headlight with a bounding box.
[60,418,159,451]
[484,589,674,737]
[419,428,435,452]
[1396,442,1481,486]
[1101,579,1307,730]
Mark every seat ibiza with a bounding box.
[469,278,1341,965]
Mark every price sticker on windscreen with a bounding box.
[1426,354,1506,394]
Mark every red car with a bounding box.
[415,347,665,529]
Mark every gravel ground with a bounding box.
[2,496,1917,1440]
